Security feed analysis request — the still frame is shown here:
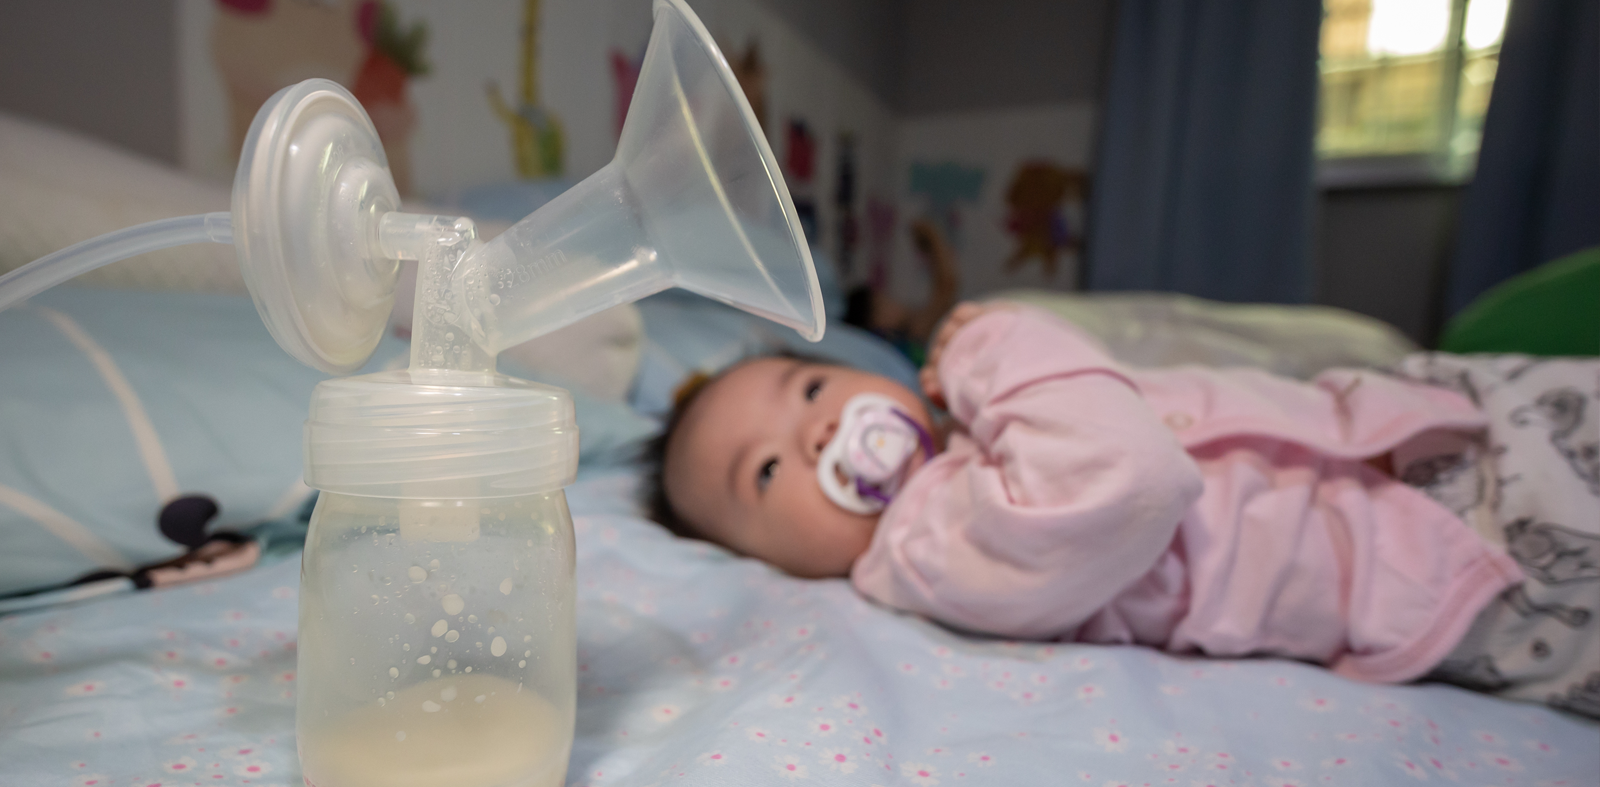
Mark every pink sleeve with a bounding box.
[851,308,1204,639]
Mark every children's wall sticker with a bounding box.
[1003,160,1087,282]
[211,0,429,196]
[729,40,769,133]
[786,118,818,244]
[834,132,859,277]
[907,161,984,251]
[488,0,565,179]
[351,2,429,196]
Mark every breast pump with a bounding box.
[0,1,821,784]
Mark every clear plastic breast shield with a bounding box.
[0,1,822,783]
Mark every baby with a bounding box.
[650,302,1532,691]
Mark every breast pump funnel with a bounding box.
[453,0,825,358]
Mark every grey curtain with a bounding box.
[1084,0,1323,303]
[1445,0,1600,315]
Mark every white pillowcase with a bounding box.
[0,111,242,293]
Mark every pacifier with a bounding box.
[818,393,935,514]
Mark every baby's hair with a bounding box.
[641,349,841,541]
[643,370,716,540]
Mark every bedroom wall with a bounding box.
[0,0,181,166]
[1316,185,1464,346]
[173,0,898,278]
[882,0,1113,306]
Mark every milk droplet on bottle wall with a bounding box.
[442,594,464,616]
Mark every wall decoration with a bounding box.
[892,105,1096,299]
[907,160,984,248]
[609,47,644,141]
[1003,160,1087,281]
[487,0,565,179]
[208,0,428,195]
[834,132,859,277]
[728,40,769,133]
[350,2,428,196]
[785,118,818,243]
[865,196,897,289]
[183,0,899,219]
[210,0,365,171]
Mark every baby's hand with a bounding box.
[920,301,992,410]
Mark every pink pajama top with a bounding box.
[851,308,1523,683]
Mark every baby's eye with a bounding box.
[804,378,824,401]
[757,458,779,491]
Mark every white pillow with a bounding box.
[990,289,1420,378]
[0,112,242,292]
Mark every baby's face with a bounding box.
[663,358,932,578]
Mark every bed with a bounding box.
[0,285,1594,786]
[2,116,1596,786]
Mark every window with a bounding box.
[1317,0,1510,185]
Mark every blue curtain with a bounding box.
[1445,0,1600,315]
[1084,0,1322,303]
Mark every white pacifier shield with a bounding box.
[817,393,921,515]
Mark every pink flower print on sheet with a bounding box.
[1393,753,1430,781]
[1009,687,1044,704]
[164,756,199,773]
[1480,751,1524,771]
[811,718,839,736]
[769,692,802,709]
[156,671,192,691]
[774,754,808,779]
[819,748,858,774]
[696,751,729,766]
[72,775,109,787]
[64,680,106,697]
[651,704,680,723]
[902,762,941,785]
[232,761,270,777]
[832,695,868,715]
[1092,728,1129,753]
[1299,694,1336,712]
[967,752,995,767]
[746,727,775,743]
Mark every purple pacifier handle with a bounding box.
[892,410,937,460]
[856,479,893,504]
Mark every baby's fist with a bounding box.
[921,302,991,409]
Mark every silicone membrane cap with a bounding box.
[232,79,403,375]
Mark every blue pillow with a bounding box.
[0,287,683,599]
[630,292,919,419]
[0,288,399,597]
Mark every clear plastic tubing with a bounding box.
[0,212,233,314]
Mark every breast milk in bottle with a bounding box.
[295,370,579,787]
